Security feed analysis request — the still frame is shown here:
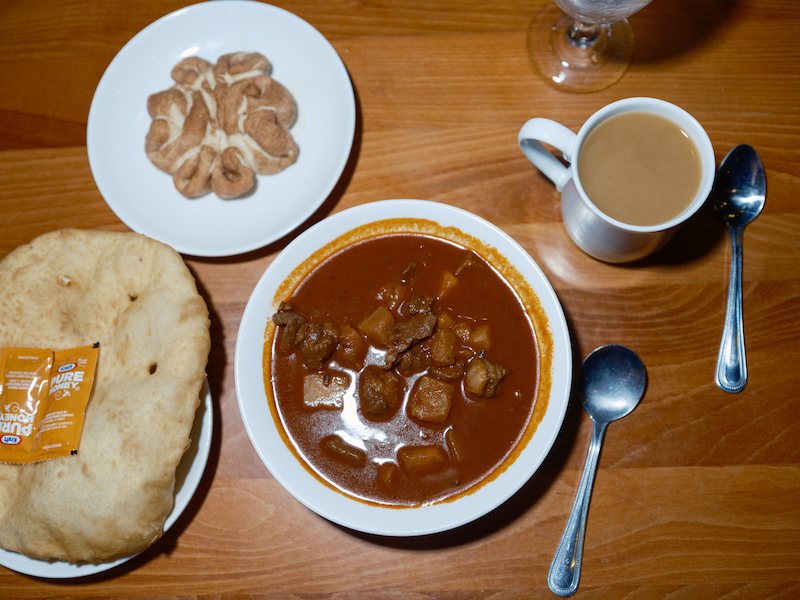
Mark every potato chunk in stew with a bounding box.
[303,371,350,410]
[377,461,400,487]
[408,375,454,423]
[430,328,458,367]
[469,324,492,352]
[398,445,448,474]
[357,306,395,345]
[437,270,457,299]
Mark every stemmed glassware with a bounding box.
[527,0,655,93]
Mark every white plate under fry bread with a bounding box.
[0,382,212,578]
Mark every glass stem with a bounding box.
[568,21,599,48]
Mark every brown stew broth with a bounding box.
[270,234,538,506]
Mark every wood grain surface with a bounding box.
[1,0,799,597]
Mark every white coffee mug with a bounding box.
[518,97,716,263]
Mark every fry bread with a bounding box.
[0,229,210,563]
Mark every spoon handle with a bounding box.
[547,420,608,597]
[716,226,748,393]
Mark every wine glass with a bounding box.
[527,0,654,93]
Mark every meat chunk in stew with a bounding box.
[295,322,338,369]
[455,253,479,275]
[396,342,432,375]
[271,302,306,352]
[334,324,368,369]
[359,365,403,415]
[384,309,437,367]
[429,363,465,380]
[404,294,433,316]
[465,357,507,398]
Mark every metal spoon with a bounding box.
[547,345,647,597]
[712,144,766,393]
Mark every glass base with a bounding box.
[527,4,635,93]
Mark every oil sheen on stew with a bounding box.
[270,233,538,506]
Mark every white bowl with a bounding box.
[234,200,571,536]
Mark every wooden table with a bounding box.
[2,0,799,597]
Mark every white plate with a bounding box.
[87,1,356,257]
[234,200,572,536]
[0,380,213,578]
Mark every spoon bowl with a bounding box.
[548,345,646,597]
[712,144,766,393]
[713,145,766,229]
[576,345,646,423]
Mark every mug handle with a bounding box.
[518,118,577,192]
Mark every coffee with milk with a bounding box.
[578,111,703,227]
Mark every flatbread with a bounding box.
[0,229,210,563]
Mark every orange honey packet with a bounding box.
[0,343,99,464]
[30,343,99,463]
[0,347,53,460]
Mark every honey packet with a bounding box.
[0,343,99,464]
[0,347,53,459]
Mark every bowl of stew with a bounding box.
[235,199,571,535]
